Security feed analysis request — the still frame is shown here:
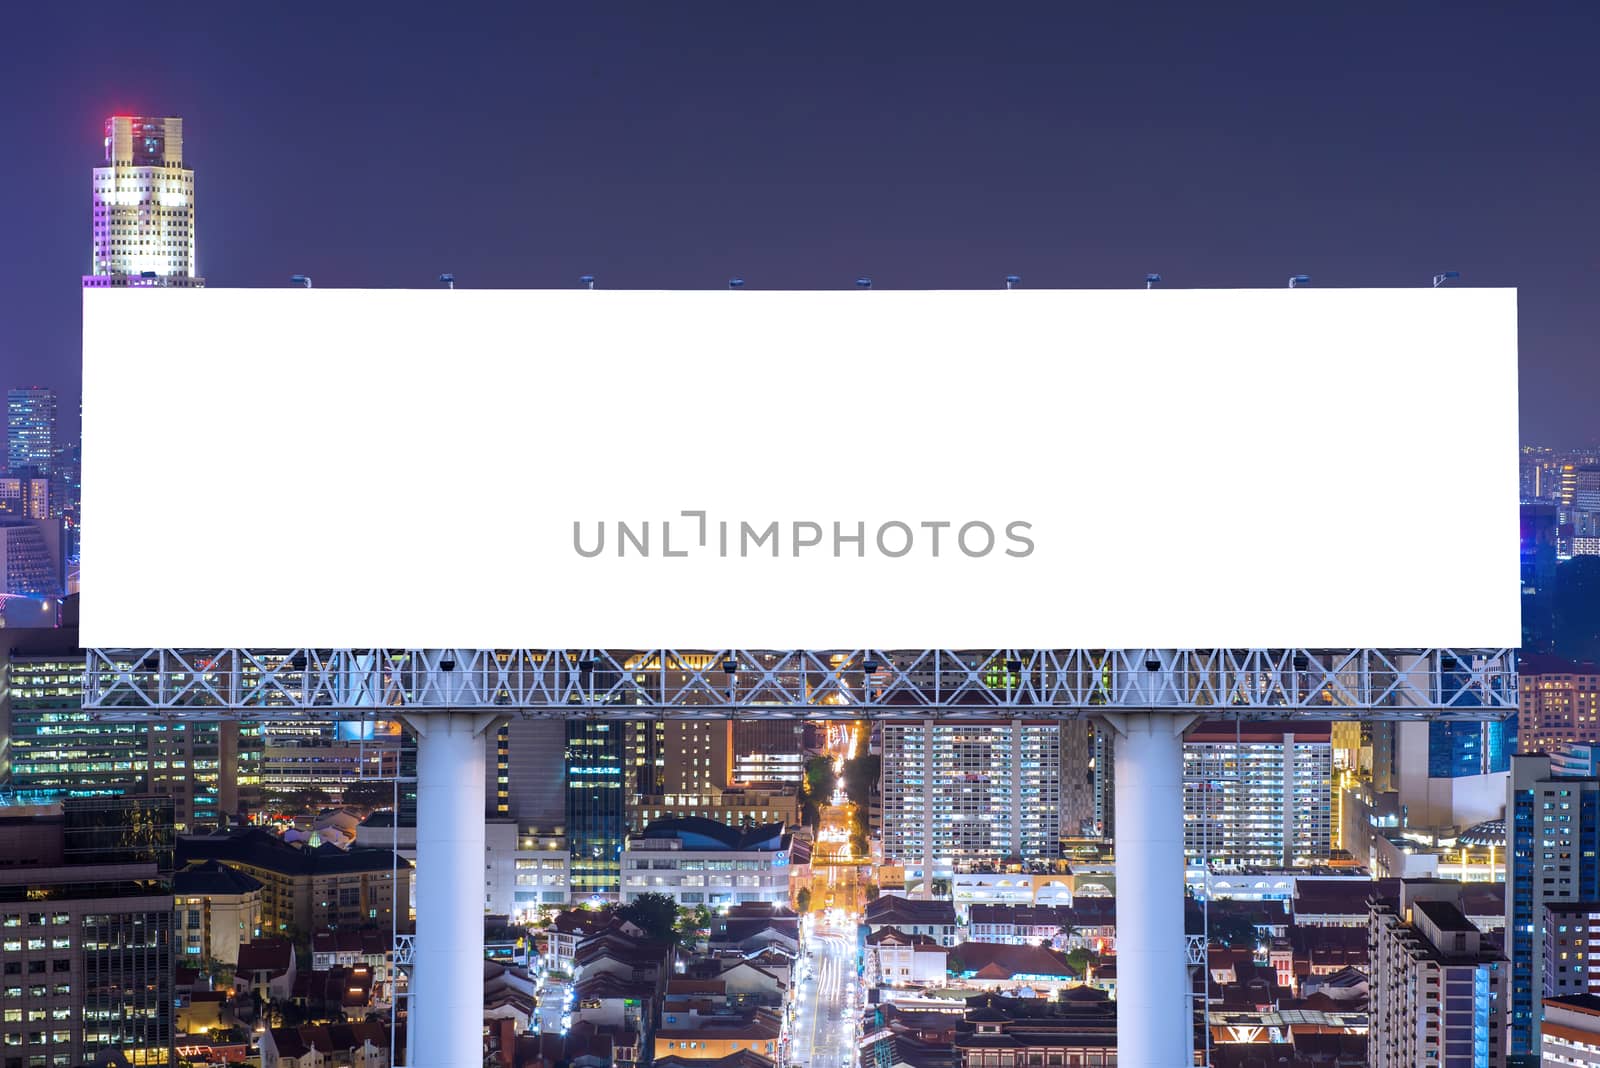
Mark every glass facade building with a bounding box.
[5,389,56,477]
[0,799,176,1067]
[565,721,625,900]
[3,642,235,831]
[1428,658,1515,778]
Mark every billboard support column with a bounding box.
[1102,710,1198,1068]
[400,709,506,1068]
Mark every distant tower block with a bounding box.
[83,116,205,288]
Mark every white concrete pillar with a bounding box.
[403,711,503,1068]
[1104,711,1196,1068]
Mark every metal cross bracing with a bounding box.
[81,647,1516,720]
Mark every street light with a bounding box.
[1145,274,1162,289]
[289,274,312,289]
[439,273,455,289]
[1288,274,1311,289]
[1433,271,1460,287]
[579,275,595,290]
[1005,275,1021,290]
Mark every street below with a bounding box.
[789,914,862,1068]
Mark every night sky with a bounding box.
[2,2,1596,443]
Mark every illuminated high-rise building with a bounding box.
[254,720,401,803]
[1183,721,1333,868]
[83,116,203,288]
[0,518,63,595]
[880,719,1063,882]
[662,720,732,795]
[1506,753,1600,1054]
[565,721,625,900]
[0,797,176,1067]
[1368,880,1506,1068]
[1059,720,1097,839]
[489,719,565,825]
[0,473,51,520]
[622,720,736,830]
[625,720,666,801]
[6,387,56,476]
[1,626,235,831]
[731,721,804,787]
[1525,503,1561,651]
[1518,655,1600,755]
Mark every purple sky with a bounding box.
[2,2,1597,443]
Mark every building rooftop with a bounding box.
[708,914,800,948]
[575,971,661,1003]
[1519,654,1600,677]
[654,1052,776,1068]
[1,622,82,658]
[953,992,1116,1050]
[177,827,411,876]
[237,938,294,975]
[656,1008,782,1042]
[173,859,263,897]
[866,894,958,928]
[967,904,1077,929]
[633,816,787,852]
[573,927,674,974]
[1544,901,1600,917]
[1545,994,1600,1017]
[1187,720,1333,743]
[1295,877,1402,917]
[867,927,943,948]
[1414,898,1477,934]
[311,929,390,956]
[1456,819,1506,848]
[1286,926,1368,971]
[953,942,1077,981]
[551,907,624,936]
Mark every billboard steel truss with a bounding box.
[82,647,1515,720]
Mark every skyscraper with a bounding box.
[1182,721,1333,868]
[731,720,804,787]
[1060,720,1097,838]
[565,721,626,900]
[5,387,56,476]
[1089,720,1115,837]
[1369,880,1506,1068]
[1524,503,1562,651]
[0,519,63,596]
[1425,657,1513,779]
[489,719,566,828]
[660,720,732,795]
[1506,753,1600,1054]
[1542,902,1600,1000]
[83,116,203,287]
[1,625,236,830]
[0,796,177,1067]
[879,719,1063,880]
[1518,656,1600,755]
[1427,720,1517,778]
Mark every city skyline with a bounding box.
[1,2,1598,443]
[0,7,1592,1067]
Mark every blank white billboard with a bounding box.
[82,287,1519,649]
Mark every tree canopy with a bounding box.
[617,892,681,943]
[340,779,394,811]
[841,754,880,808]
